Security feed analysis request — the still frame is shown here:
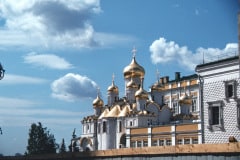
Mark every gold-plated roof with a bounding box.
[123,56,145,78]
[105,105,121,118]
[92,95,104,108]
[118,105,131,117]
[98,108,109,119]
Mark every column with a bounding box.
[148,127,152,147]
[171,125,176,146]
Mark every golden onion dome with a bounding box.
[108,74,119,93]
[123,56,145,78]
[107,81,119,93]
[135,77,148,99]
[135,88,149,99]
[93,95,104,108]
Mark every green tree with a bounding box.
[59,138,67,153]
[26,122,58,155]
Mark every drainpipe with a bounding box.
[198,75,204,144]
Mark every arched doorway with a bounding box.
[119,134,126,148]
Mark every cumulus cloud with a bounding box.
[149,37,238,70]
[0,0,138,49]
[24,52,73,69]
[0,0,101,48]
[51,73,98,102]
[1,74,47,84]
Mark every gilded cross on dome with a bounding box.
[112,73,115,82]
[97,87,101,96]
[132,46,137,57]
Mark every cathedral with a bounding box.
[70,48,202,151]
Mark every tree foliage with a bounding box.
[59,138,67,153]
[26,122,58,155]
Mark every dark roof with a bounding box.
[195,56,239,70]
[168,74,198,83]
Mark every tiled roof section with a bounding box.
[195,56,239,69]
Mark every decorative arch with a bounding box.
[80,137,93,151]
[119,133,126,148]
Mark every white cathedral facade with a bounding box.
[70,50,203,152]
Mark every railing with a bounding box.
[202,51,238,64]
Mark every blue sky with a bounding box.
[0,0,238,155]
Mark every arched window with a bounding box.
[119,121,122,132]
[103,121,107,133]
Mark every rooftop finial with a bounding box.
[132,46,137,58]
[112,73,115,82]
[156,69,160,82]
[97,87,101,97]
[111,73,116,86]
[72,128,76,138]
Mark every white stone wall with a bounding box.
[203,76,240,143]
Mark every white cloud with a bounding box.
[1,74,47,84]
[24,52,73,70]
[149,37,238,70]
[0,0,101,48]
[51,73,98,102]
[0,0,136,49]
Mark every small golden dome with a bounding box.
[93,95,104,108]
[108,74,119,93]
[135,77,148,99]
[123,56,145,78]
[108,84,118,93]
[108,82,119,93]
[135,88,149,99]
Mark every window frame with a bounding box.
[166,139,172,146]
[137,141,142,148]
[191,97,198,112]
[159,140,164,146]
[184,138,190,145]
[102,121,107,133]
[130,141,136,148]
[177,139,182,145]
[152,140,158,146]
[118,121,122,132]
[207,101,224,131]
[192,138,198,144]
[143,141,148,147]
[172,100,179,114]
[237,100,240,127]
[224,80,236,100]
